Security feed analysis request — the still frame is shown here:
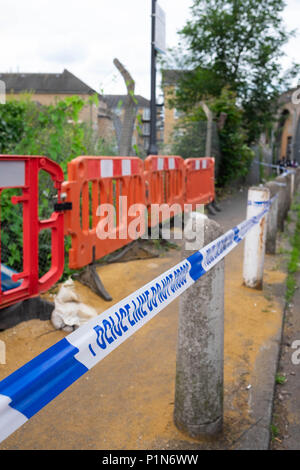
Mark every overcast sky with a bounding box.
[0,0,299,100]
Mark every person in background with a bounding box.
[279,157,286,173]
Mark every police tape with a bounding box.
[0,201,272,444]
[253,160,297,177]
[254,160,280,170]
[247,194,278,206]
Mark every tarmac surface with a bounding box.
[0,186,296,450]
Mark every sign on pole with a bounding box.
[0,80,5,104]
[155,3,166,54]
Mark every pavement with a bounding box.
[0,186,297,450]
[270,203,300,450]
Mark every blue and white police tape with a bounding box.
[254,160,280,170]
[254,160,296,177]
[0,201,272,443]
[247,194,278,206]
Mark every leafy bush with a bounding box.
[210,88,254,185]
[170,87,254,186]
[0,97,29,153]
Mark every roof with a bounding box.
[0,69,97,95]
[103,94,150,109]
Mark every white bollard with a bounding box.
[243,186,270,289]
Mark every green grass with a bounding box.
[270,423,279,441]
[278,247,290,255]
[264,293,273,302]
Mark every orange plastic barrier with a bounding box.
[144,155,185,227]
[63,156,146,270]
[0,155,65,309]
[184,157,215,209]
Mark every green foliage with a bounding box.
[0,188,23,271]
[0,96,32,153]
[210,88,254,184]
[270,423,279,441]
[275,373,287,385]
[170,87,254,185]
[171,120,207,160]
[11,95,89,173]
[176,0,298,141]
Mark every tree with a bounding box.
[170,87,254,185]
[170,0,298,144]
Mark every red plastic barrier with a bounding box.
[0,153,216,310]
[184,157,215,209]
[62,156,146,270]
[0,155,65,309]
[144,155,185,227]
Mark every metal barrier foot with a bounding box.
[73,265,113,302]
[104,241,137,263]
[212,200,222,212]
[206,203,217,215]
[105,240,160,263]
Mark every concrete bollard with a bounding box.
[283,172,292,211]
[243,186,270,289]
[295,167,300,190]
[290,171,295,201]
[174,213,224,438]
[265,181,279,255]
[274,175,289,231]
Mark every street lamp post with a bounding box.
[148,0,158,155]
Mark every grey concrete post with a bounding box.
[243,186,270,289]
[200,101,213,156]
[290,171,295,201]
[265,181,279,255]
[174,213,224,438]
[295,167,300,190]
[283,172,292,211]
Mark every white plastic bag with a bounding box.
[51,278,98,332]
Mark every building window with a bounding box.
[143,123,150,136]
[144,137,150,150]
[143,108,150,121]
[114,107,122,117]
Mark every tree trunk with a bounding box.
[113,58,137,156]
